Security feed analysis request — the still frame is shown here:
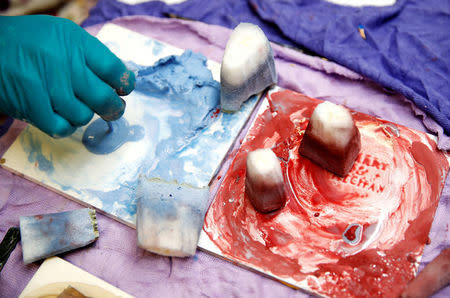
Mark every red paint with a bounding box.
[211,108,221,118]
[203,90,449,297]
[344,225,358,241]
[411,141,447,202]
[407,254,416,263]
[118,71,131,96]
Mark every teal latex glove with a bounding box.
[0,15,135,137]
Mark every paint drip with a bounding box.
[82,118,144,155]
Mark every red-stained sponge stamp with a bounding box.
[245,148,286,213]
[299,101,361,177]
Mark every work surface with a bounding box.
[200,88,449,296]
[1,16,449,298]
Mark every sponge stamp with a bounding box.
[220,23,277,112]
[299,101,361,177]
[245,148,286,213]
[136,178,209,257]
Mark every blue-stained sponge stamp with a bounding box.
[20,208,99,264]
[136,177,210,257]
[220,23,277,112]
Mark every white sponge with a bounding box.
[220,23,277,112]
[309,101,354,150]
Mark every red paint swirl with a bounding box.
[203,90,449,297]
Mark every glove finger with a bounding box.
[82,33,135,96]
[16,78,76,138]
[28,99,76,138]
[47,70,94,128]
[52,94,94,127]
[72,63,126,122]
[34,114,76,138]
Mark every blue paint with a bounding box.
[107,121,113,132]
[152,40,165,56]
[82,118,144,155]
[143,95,257,185]
[135,50,221,182]
[20,131,55,173]
[87,178,139,223]
[136,50,220,111]
[124,60,142,73]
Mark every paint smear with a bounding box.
[203,90,449,297]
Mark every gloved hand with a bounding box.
[0,15,135,137]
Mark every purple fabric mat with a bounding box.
[82,0,450,141]
[0,16,449,297]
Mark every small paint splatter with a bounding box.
[381,123,400,138]
[211,108,221,118]
[120,71,130,86]
[358,25,366,40]
[406,254,416,263]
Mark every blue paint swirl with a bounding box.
[135,50,221,182]
[20,131,55,173]
[82,118,144,154]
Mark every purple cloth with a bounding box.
[82,0,450,139]
[81,0,296,47]
[1,16,449,297]
[82,0,168,27]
